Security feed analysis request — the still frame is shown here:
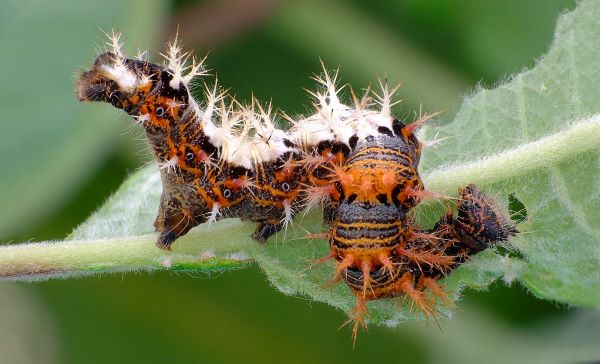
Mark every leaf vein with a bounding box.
[516,74,529,141]
[548,166,600,240]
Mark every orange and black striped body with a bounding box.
[328,123,423,296]
[77,52,308,248]
[321,121,517,340]
[237,152,307,241]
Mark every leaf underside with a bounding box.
[24,0,600,325]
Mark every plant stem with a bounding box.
[3,115,600,281]
[424,114,600,193]
[0,219,256,280]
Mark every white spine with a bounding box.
[101,32,427,171]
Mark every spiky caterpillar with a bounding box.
[76,32,517,340]
[77,33,308,247]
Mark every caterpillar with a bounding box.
[76,32,517,341]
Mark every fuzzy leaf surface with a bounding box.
[2,0,600,326]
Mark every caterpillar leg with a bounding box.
[251,221,283,242]
[155,193,203,250]
[454,184,518,251]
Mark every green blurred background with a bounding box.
[3,0,600,363]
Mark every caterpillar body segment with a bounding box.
[77,49,311,248]
[323,121,517,341]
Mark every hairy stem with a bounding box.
[2,114,600,281]
[423,114,600,193]
[0,219,256,280]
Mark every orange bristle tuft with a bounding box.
[403,110,445,136]
[378,253,396,277]
[361,260,373,297]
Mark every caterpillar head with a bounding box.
[76,51,191,129]
[456,184,518,249]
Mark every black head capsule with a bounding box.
[455,184,518,250]
[76,51,188,116]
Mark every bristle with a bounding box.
[182,54,209,85]
[165,98,185,117]
[374,77,401,118]
[420,277,454,307]
[305,232,329,240]
[311,251,336,265]
[162,32,187,89]
[207,203,221,226]
[404,110,444,135]
[378,253,396,277]
[361,260,373,297]
[301,184,335,214]
[281,199,294,230]
[348,296,368,347]
[297,149,336,170]
[403,187,452,201]
[420,133,453,149]
[335,169,353,188]
[133,113,150,125]
[159,156,179,173]
[398,273,436,320]
[333,255,354,281]
[105,29,124,59]
[398,246,455,272]
[135,48,149,62]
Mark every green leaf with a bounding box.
[419,0,600,307]
[2,0,600,326]
[0,0,167,240]
[257,0,600,322]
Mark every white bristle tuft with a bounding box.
[204,82,222,124]
[217,112,253,170]
[255,101,296,161]
[166,98,184,114]
[182,54,209,85]
[105,29,124,59]
[313,60,343,109]
[98,30,137,92]
[139,74,152,87]
[163,34,187,90]
[351,86,371,115]
[135,48,149,62]
[207,203,221,226]
[281,199,294,230]
[100,61,137,92]
[100,34,416,171]
[162,32,208,90]
[160,156,179,173]
[133,113,150,125]
[200,82,229,148]
[374,78,402,119]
